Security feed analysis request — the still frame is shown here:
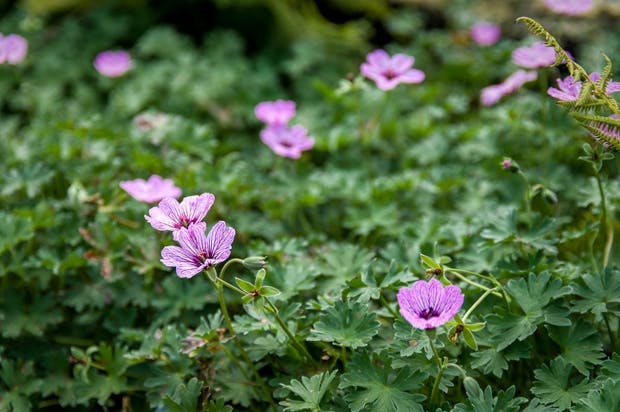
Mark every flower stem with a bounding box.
[603,313,617,353]
[445,269,502,298]
[594,170,613,269]
[445,267,509,304]
[264,299,317,367]
[380,293,400,318]
[517,170,532,227]
[462,287,498,322]
[219,258,244,280]
[209,275,276,411]
[427,335,445,410]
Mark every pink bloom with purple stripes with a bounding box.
[512,42,556,69]
[470,22,501,46]
[360,49,425,91]
[547,72,620,101]
[0,33,28,64]
[397,279,464,329]
[260,125,314,159]
[255,100,296,126]
[145,193,215,233]
[544,0,593,15]
[161,221,235,278]
[94,50,132,77]
[120,175,182,203]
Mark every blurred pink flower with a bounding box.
[589,72,620,93]
[480,70,538,106]
[470,22,501,46]
[161,221,235,278]
[512,42,556,69]
[260,125,314,159]
[145,193,215,233]
[93,50,132,77]
[255,100,296,126]
[0,33,28,64]
[120,175,182,203]
[544,0,593,15]
[360,49,425,91]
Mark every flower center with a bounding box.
[418,307,440,320]
[383,70,398,80]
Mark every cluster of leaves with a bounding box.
[1,1,620,411]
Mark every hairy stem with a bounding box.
[594,169,613,269]
[209,275,277,411]
[427,336,445,410]
[462,287,499,322]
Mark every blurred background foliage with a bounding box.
[2,0,620,410]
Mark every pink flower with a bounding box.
[480,70,538,106]
[470,22,501,46]
[145,193,215,233]
[512,42,556,69]
[360,49,425,91]
[119,175,182,203]
[397,279,464,329]
[93,50,132,77]
[547,76,581,101]
[260,125,314,159]
[161,221,235,278]
[255,100,296,126]
[544,0,593,15]
[547,72,620,101]
[0,34,28,65]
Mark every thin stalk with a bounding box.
[380,293,400,318]
[462,287,498,322]
[264,299,317,366]
[219,258,244,280]
[427,337,445,410]
[219,339,252,382]
[210,278,277,411]
[603,313,617,353]
[517,170,533,227]
[445,270,502,298]
[217,277,246,295]
[594,171,613,269]
[446,267,510,304]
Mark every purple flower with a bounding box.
[0,34,28,65]
[502,159,512,169]
[161,221,235,278]
[547,76,582,101]
[547,73,620,102]
[589,114,620,145]
[255,100,296,126]
[470,22,501,46]
[93,50,132,78]
[480,70,538,106]
[397,278,464,329]
[360,49,425,91]
[544,0,593,15]
[512,42,556,69]
[145,193,215,232]
[260,125,314,159]
[120,175,182,203]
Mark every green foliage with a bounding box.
[279,370,338,411]
[453,377,526,412]
[339,351,426,412]
[532,357,594,411]
[309,300,380,349]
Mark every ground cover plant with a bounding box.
[2,0,620,410]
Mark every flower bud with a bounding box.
[501,158,520,173]
[242,256,267,270]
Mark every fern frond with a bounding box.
[515,17,588,79]
[558,100,608,113]
[598,54,613,91]
[571,112,620,150]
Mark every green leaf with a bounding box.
[162,378,203,412]
[392,318,440,359]
[309,300,380,349]
[571,269,620,320]
[532,357,593,411]
[453,377,526,412]
[339,351,426,412]
[236,277,256,293]
[575,378,620,412]
[259,285,281,297]
[487,272,571,350]
[0,212,34,254]
[280,370,337,411]
[470,342,530,378]
[546,320,604,376]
